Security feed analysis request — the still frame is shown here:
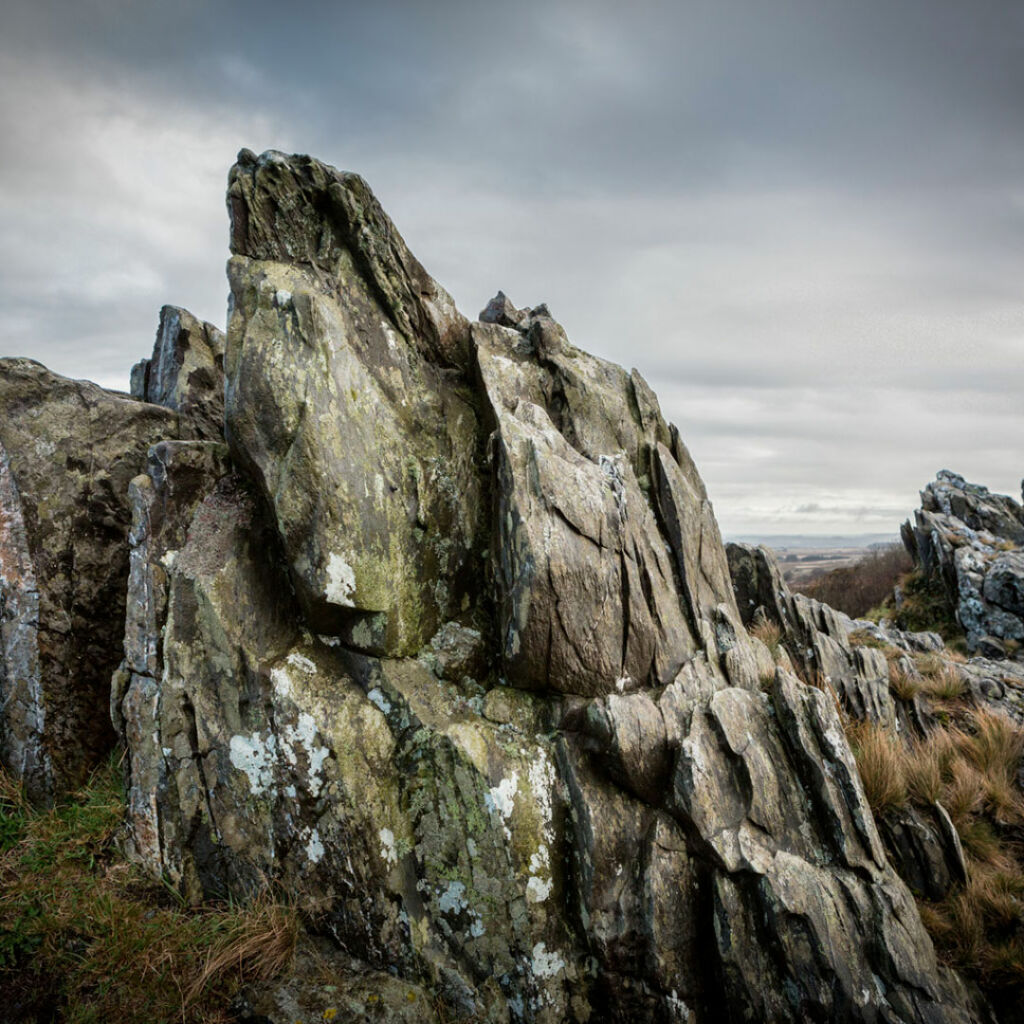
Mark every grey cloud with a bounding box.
[1,0,1022,534]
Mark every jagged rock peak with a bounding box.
[130,305,225,440]
[227,148,469,369]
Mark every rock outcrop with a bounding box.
[104,151,986,1022]
[3,149,1013,1021]
[0,359,181,802]
[902,470,1024,653]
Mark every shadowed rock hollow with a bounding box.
[0,149,1009,1022]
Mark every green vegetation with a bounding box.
[876,568,968,651]
[0,756,298,1023]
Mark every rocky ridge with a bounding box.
[1,149,1020,1022]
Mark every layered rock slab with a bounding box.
[131,304,226,440]
[903,470,1024,651]
[0,358,181,802]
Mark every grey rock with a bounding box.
[131,305,226,440]
[903,471,1024,651]
[878,802,968,901]
[0,358,181,802]
[108,151,989,1022]
[479,290,530,328]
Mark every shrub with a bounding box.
[889,569,966,646]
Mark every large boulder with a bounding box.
[223,149,483,654]
[0,358,181,802]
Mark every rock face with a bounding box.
[101,151,993,1022]
[0,359,181,802]
[902,470,1024,652]
[223,149,481,653]
[131,304,226,440]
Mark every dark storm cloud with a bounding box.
[2,0,1022,533]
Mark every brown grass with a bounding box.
[888,662,922,702]
[918,663,968,701]
[750,619,783,657]
[848,720,907,813]
[890,710,1024,1006]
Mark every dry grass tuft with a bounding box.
[848,720,907,813]
[919,664,968,701]
[750,619,783,657]
[186,894,299,1007]
[888,662,922,702]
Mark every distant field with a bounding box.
[771,546,870,586]
[729,534,899,587]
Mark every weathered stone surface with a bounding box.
[0,358,180,802]
[727,541,901,726]
[112,439,230,865]
[477,312,739,696]
[479,290,530,329]
[130,305,226,440]
[224,150,483,655]
[903,470,1024,651]
[879,802,967,902]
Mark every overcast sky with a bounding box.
[2,0,1022,537]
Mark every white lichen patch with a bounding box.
[286,651,316,674]
[666,990,692,1021]
[324,553,356,606]
[531,942,565,979]
[379,827,397,866]
[527,753,556,843]
[270,666,291,698]
[484,772,519,839]
[281,712,330,797]
[229,732,278,795]
[305,827,324,864]
[526,874,553,903]
[438,880,468,915]
[367,687,392,715]
[526,843,553,902]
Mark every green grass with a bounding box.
[882,569,968,650]
[0,755,298,1023]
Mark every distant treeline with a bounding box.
[791,542,912,619]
